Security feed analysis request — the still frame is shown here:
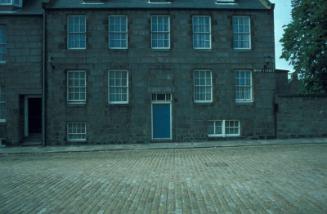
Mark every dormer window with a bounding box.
[0,0,22,7]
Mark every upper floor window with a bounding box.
[67,70,87,104]
[192,16,211,49]
[0,25,7,63]
[235,70,253,103]
[151,15,170,49]
[108,70,129,104]
[194,70,213,103]
[233,16,251,49]
[67,15,86,49]
[109,15,128,49]
[0,85,5,122]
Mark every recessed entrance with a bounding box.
[24,96,42,137]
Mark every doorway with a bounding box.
[151,93,172,141]
[24,96,42,137]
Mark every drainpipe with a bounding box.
[42,3,47,146]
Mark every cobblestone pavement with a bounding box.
[0,144,326,214]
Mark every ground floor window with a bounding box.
[194,70,213,103]
[208,120,240,137]
[235,70,253,103]
[108,70,129,104]
[0,85,5,122]
[67,122,87,142]
[67,70,87,104]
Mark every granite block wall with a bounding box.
[45,9,276,144]
[276,95,327,138]
[0,15,43,145]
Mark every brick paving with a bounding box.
[0,144,327,214]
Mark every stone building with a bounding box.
[1,0,280,145]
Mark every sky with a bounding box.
[269,0,293,72]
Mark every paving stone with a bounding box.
[0,144,326,213]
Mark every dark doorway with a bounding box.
[28,98,42,134]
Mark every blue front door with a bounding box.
[152,103,171,140]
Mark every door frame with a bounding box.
[24,95,42,137]
[151,100,173,141]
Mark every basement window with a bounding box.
[67,122,87,142]
[208,120,240,137]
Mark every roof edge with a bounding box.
[258,0,274,10]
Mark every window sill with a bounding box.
[193,48,212,51]
[151,48,171,51]
[67,139,87,143]
[233,48,252,51]
[0,119,6,123]
[67,102,86,106]
[108,102,129,105]
[236,100,254,105]
[194,101,213,104]
[208,134,240,138]
[67,48,87,51]
[109,47,128,50]
[0,61,6,64]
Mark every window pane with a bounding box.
[67,122,87,141]
[109,15,128,49]
[0,86,5,120]
[0,25,7,62]
[225,121,240,136]
[67,71,86,103]
[208,122,215,135]
[194,70,212,102]
[68,15,86,49]
[235,71,252,102]
[108,71,128,103]
[214,121,223,135]
[193,16,211,49]
[151,15,170,49]
[233,16,251,49]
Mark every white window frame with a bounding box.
[67,122,87,142]
[151,15,171,49]
[208,120,240,137]
[0,86,5,123]
[67,15,87,50]
[108,70,129,104]
[192,16,212,49]
[235,70,253,103]
[232,16,251,50]
[67,70,87,105]
[194,70,213,103]
[0,25,7,64]
[108,15,128,49]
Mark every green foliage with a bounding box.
[281,0,327,93]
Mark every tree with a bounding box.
[281,0,327,93]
